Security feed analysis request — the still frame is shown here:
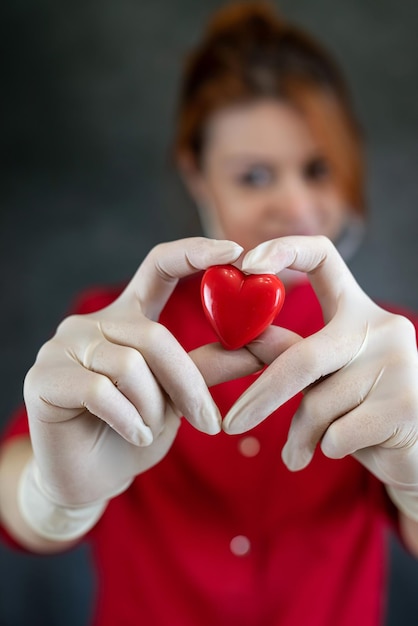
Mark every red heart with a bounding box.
[201,265,285,350]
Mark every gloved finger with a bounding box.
[24,356,153,447]
[244,325,303,365]
[100,317,222,434]
[126,237,243,321]
[353,445,418,487]
[241,235,361,321]
[34,408,183,506]
[125,408,182,477]
[282,318,418,470]
[83,408,183,502]
[280,362,388,471]
[223,315,367,434]
[83,339,166,437]
[188,342,265,388]
[319,365,418,461]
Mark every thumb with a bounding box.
[125,237,243,320]
[188,325,302,390]
[188,343,264,388]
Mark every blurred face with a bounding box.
[187,99,349,255]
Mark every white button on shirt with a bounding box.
[231,438,258,558]
[238,436,261,458]
[230,535,251,556]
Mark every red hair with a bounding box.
[174,1,366,214]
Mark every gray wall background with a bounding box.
[1,0,418,624]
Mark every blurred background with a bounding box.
[1,0,418,624]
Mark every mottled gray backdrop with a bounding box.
[1,1,418,624]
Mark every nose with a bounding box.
[264,176,315,226]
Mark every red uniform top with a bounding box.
[1,274,406,626]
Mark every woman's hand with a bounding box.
[223,236,418,503]
[23,238,262,510]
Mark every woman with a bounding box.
[1,3,417,625]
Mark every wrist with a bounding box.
[18,459,107,541]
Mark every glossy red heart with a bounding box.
[201,265,285,350]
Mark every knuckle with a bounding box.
[314,234,335,258]
[391,313,416,340]
[377,314,418,365]
[23,364,40,399]
[316,234,333,248]
[379,311,415,338]
[149,241,168,258]
[86,373,112,401]
[119,348,145,379]
[299,393,323,425]
[320,426,345,459]
[56,314,85,335]
[145,320,172,344]
[34,338,55,363]
[294,340,322,378]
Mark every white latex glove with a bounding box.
[20,237,263,540]
[223,236,418,520]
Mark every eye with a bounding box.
[304,157,330,182]
[238,164,275,188]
